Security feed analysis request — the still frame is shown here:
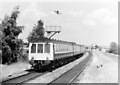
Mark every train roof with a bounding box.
[29,37,76,44]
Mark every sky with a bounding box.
[0,0,118,46]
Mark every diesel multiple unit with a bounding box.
[28,38,86,70]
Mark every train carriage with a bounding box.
[28,38,86,70]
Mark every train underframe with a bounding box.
[29,53,84,72]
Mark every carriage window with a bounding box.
[31,44,36,53]
[38,44,43,53]
[45,44,50,53]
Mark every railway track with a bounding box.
[1,52,91,84]
[48,52,93,84]
[2,71,47,84]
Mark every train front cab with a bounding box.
[28,42,54,66]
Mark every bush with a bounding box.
[108,42,118,55]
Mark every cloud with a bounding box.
[0,4,2,22]
[18,2,48,41]
[88,8,117,24]
[67,10,83,17]
[82,8,117,27]
[83,19,96,26]
[81,8,118,45]
[0,3,4,20]
[18,2,48,24]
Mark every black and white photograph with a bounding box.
[0,0,119,84]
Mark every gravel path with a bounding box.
[73,51,118,83]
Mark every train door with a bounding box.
[44,43,54,60]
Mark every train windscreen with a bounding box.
[44,44,50,53]
[38,44,43,53]
[31,44,36,53]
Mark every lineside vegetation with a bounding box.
[0,6,24,64]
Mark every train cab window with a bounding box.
[45,44,50,53]
[31,44,36,53]
[38,44,43,53]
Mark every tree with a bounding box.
[0,25,2,63]
[109,42,118,54]
[1,6,24,64]
[27,20,45,42]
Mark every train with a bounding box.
[28,38,86,71]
